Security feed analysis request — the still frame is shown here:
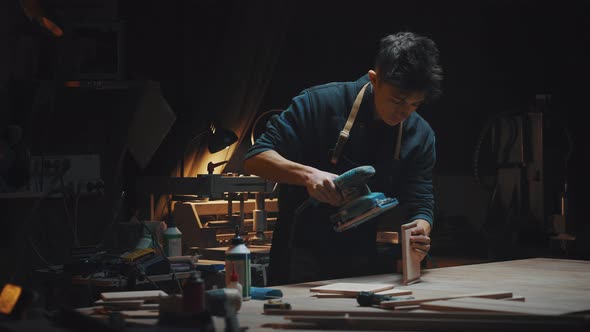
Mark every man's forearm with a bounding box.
[244,150,314,186]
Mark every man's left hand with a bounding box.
[402,219,431,262]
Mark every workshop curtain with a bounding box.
[130,0,294,220]
[182,0,294,177]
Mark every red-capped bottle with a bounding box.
[227,263,243,304]
[182,270,204,314]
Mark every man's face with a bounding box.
[369,70,426,126]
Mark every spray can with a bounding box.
[164,221,182,257]
[225,227,251,300]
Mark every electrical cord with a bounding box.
[11,186,63,282]
[74,182,81,246]
[472,110,521,188]
[250,109,283,145]
[425,253,438,268]
[96,190,127,250]
[59,174,80,246]
[157,194,172,221]
[181,128,211,178]
[27,237,56,269]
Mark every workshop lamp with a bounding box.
[206,125,238,154]
[181,124,238,177]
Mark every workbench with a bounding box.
[8,257,588,331]
[232,257,590,331]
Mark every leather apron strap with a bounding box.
[330,82,405,164]
[330,82,370,165]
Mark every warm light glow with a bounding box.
[64,81,81,88]
[40,17,63,37]
[20,0,63,38]
[0,284,22,315]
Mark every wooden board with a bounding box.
[100,290,167,301]
[312,288,412,298]
[420,297,573,315]
[280,313,590,331]
[401,225,420,285]
[376,231,399,244]
[119,310,159,318]
[309,283,395,296]
[247,308,590,321]
[94,299,144,310]
[379,290,513,308]
[375,288,412,296]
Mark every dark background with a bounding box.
[1,0,589,291]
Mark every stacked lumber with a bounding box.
[76,290,167,325]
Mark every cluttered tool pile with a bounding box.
[75,286,243,331]
[73,276,285,332]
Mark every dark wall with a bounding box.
[253,0,589,250]
[259,0,588,175]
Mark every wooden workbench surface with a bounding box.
[233,257,590,331]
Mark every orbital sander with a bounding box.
[330,166,398,232]
[296,165,399,232]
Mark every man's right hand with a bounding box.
[305,169,344,206]
[244,150,344,206]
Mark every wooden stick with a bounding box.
[379,290,513,308]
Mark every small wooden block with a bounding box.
[401,226,421,285]
[376,231,399,244]
[309,283,395,296]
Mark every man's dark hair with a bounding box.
[375,32,443,100]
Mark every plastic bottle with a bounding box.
[182,270,205,314]
[225,227,251,300]
[227,262,243,301]
[164,220,182,257]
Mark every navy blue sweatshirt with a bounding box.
[246,74,435,255]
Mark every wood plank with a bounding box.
[423,297,575,315]
[420,297,571,315]
[260,308,588,321]
[93,299,144,310]
[282,314,590,331]
[309,282,395,296]
[119,310,159,318]
[100,290,167,301]
[375,288,413,296]
[503,296,526,302]
[379,290,513,308]
[401,226,420,285]
[313,288,412,298]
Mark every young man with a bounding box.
[244,32,443,286]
